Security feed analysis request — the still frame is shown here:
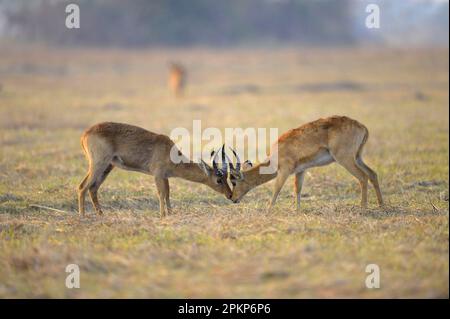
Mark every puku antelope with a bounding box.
[78,122,232,217]
[168,62,187,98]
[229,116,384,210]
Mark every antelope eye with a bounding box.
[217,179,223,184]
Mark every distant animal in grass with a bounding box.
[78,122,232,218]
[229,116,384,210]
[168,62,187,98]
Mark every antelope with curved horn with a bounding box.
[228,116,384,210]
[78,122,232,217]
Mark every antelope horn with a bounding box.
[211,147,221,175]
[229,147,241,172]
[220,144,228,175]
[225,152,235,171]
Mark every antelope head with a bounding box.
[228,148,253,203]
[198,145,232,200]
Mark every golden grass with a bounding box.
[0,45,448,298]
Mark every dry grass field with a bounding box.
[0,45,448,298]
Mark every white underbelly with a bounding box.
[295,149,334,173]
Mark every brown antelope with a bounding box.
[168,62,186,98]
[78,122,232,217]
[229,116,383,210]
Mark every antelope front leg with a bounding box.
[155,177,168,218]
[163,178,172,215]
[267,170,290,212]
[294,171,305,211]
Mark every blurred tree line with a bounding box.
[2,0,354,46]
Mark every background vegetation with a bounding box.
[1,0,448,47]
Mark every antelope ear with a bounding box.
[198,159,212,176]
[242,160,253,170]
